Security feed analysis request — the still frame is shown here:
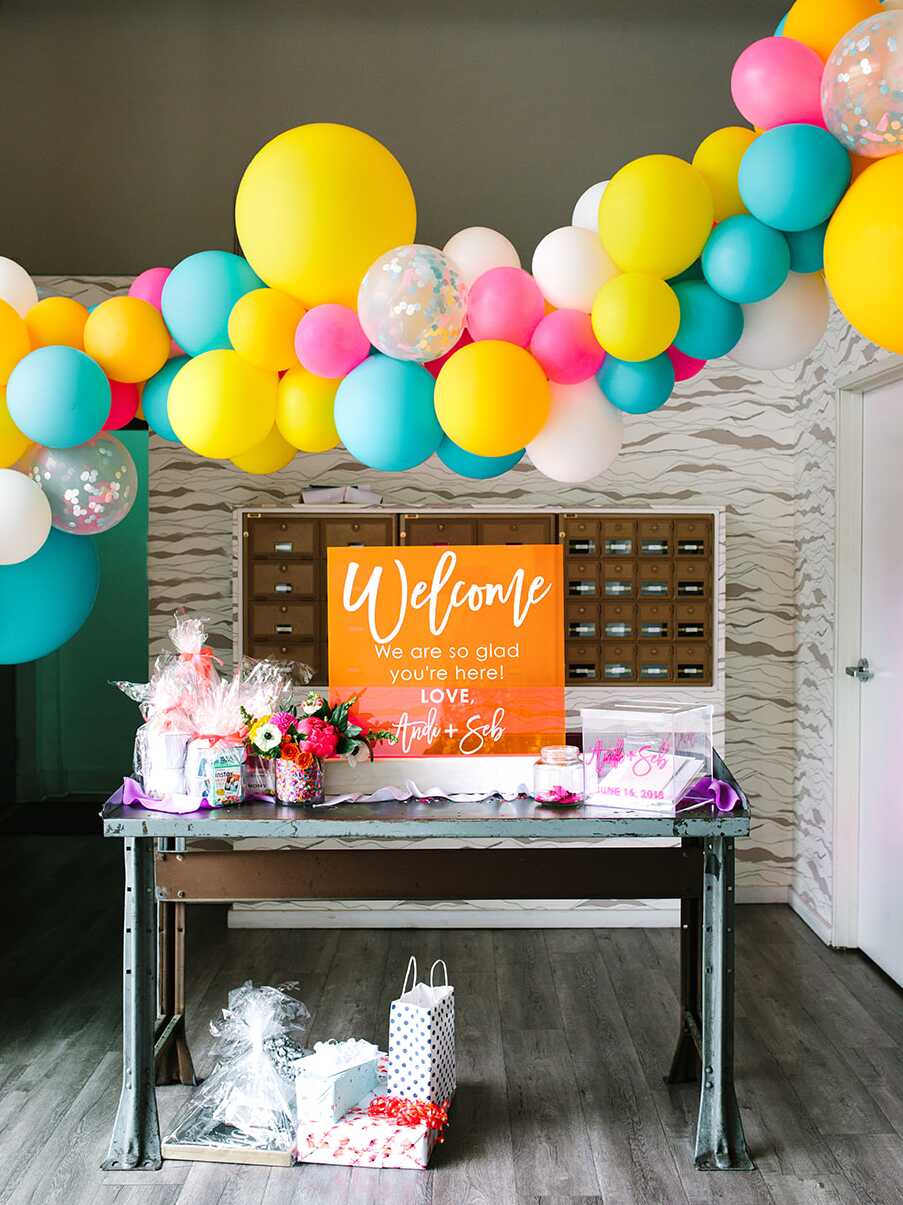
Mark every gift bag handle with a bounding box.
[429,959,449,988]
[402,955,418,995]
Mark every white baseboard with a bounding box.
[788,887,834,945]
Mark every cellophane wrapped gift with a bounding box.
[294,1064,448,1170]
[295,1039,380,1124]
[162,981,311,1163]
[184,678,247,806]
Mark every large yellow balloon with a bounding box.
[231,424,297,473]
[228,288,306,372]
[598,155,714,279]
[276,367,339,452]
[235,124,417,308]
[168,350,277,459]
[784,0,881,61]
[0,300,31,385]
[84,297,171,383]
[591,274,679,362]
[824,156,903,354]
[25,296,88,350]
[434,341,550,457]
[692,127,757,223]
[0,385,31,466]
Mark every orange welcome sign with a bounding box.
[327,545,564,756]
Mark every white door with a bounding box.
[858,375,903,985]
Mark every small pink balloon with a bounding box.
[529,310,605,384]
[103,379,140,430]
[295,304,370,379]
[467,267,545,347]
[666,345,706,382]
[425,329,473,379]
[129,266,170,310]
[731,36,825,130]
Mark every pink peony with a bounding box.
[269,711,295,735]
[298,715,339,759]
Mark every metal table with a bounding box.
[100,751,753,1173]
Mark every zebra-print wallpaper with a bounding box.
[39,276,876,937]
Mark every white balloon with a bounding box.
[0,468,51,565]
[571,180,609,233]
[728,272,829,370]
[0,257,38,318]
[531,226,618,312]
[442,227,520,288]
[527,377,624,483]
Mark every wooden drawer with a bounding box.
[603,602,635,639]
[322,517,394,548]
[248,517,317,559]
[675,559,707,600]
[567,562,599,597]
[603,560,635,581]
[566,642,599,682]
[675,517,710,556]
[404,517,477,545]
[637,517,673,540]
[638,533,670,557]
[249,561,316,600]
[637,562,672,598]
[246,638,317,670]
[675,602,707,640]
[249,602,317,642]
[674,642,710,682]
[477,516,554,545]
[638,643,674,682]
[602,518,635,556]
[637,602,672,639]
[601,642,636,681]
[566,601,599,639]
[563,517,599,556]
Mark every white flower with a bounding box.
[255,723,282,753]
[302,693,325,715]
[344,743,367,767]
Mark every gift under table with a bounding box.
[100,751,753,1174]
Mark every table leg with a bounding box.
[156,899,196,1086]
[667,837,702,1084]
[694,835,754,1171]
[102,837,162,1171]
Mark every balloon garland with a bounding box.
[1,0,902,661]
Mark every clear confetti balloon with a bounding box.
[357,244,467,362]
[821,11,903,159]
[18,433,138,535]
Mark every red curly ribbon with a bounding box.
[367,1096,450,1141]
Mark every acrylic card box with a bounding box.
[581,703,713,814]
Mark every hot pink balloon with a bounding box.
[425,329,473,379]
[666,345,706,382]
[103,379,140,430]
[529,310,605,384]
[129,267,183,356]
[295,304,370,379]
[467,267,544,347]
[731,36,825,130]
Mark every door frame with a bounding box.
[833,354,903,947]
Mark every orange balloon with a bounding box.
[849,152,875,183]
[0,300,31,385]
[84,296,171,383]
[25,296,88,350]
[784,0,882,61]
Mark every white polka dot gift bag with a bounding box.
[387,957,455,1106]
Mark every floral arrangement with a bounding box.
[243,692,397,769]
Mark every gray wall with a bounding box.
[1,0,783,274]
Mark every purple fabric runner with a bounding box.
[681,776,741,813]
[121,778,276,814]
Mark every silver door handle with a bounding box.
[845,657,874,683]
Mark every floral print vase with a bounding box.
[275,756,325,805]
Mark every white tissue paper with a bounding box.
[295,1039,380,1124]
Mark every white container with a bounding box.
[581,703,713,814]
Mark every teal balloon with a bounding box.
[437,436,524,480]
[0,529,99,664]
[335,354,441,471]
[597,354,675,414]
[738,124,851,233]
[161,250,262,356]
[673,281,744,360]
[785,221,827,273]
[142,356,189,442]
[775,11,787,34]
[702,215,790,303]
[6,347,110,449]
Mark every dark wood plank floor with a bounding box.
[4,836,903,1205]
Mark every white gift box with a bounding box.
[138,725,192,798]
[294,1067,442,1170]
[387,958,455,1106]
[295,1040,380,1124]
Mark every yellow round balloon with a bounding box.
[0,300,31,385]
[235,123,417,308]
[784,0,881,61]
[25,296,88,350]
[231,424,297,473]
[276,367,339,452]
[824,155,903,354]
[227,288,306,372]
[591,274,679,362]
[84,297,171,383]
[168,350,278,459]
[434,341,550,457]
[692,127,758,223]
[0,385,31,466]
[598,155,714,279]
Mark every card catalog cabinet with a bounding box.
[242,511,715,686]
